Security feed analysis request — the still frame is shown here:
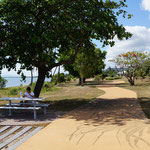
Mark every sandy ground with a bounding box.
[16,80,150,150]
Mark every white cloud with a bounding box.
[106,26,150,68]
[141,0,150,12]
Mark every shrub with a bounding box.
[43,82,52,92]
[105,76,122,80]
[43,82,50,89]
[52,73,66,83]
[94,74,102,83]
[114,76,122,79]
[65,74,72,81]
[59,73,66,83]
[72,77,77,81]
[105,77,115,80]
[0,76,7,88]
[9,88,19,95]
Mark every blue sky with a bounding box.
[2,0,150,76]
[101,0,150,68]
[119,0,149,27]
[94,0,150,52]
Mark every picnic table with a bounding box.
[0,97,47,119]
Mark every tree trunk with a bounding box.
[128,79,134,86]
[81,77,84,86]
[29,69,33,86]
[79,77,85,85]
[83,78,86,83]
[55,66,60,85]
[79,77,81,85]
[34,68,46,97]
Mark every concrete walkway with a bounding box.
[17,81,150,150]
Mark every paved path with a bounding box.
[17,81,150,150]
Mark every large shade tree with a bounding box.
[0,0,132,97]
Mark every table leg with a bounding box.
[33,109,36,120]
[33,100,36,120]
[44,107,46,115]
[8,100,12,116]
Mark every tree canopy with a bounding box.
[0,0,132,97]
[64,46,106,85]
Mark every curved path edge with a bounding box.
[16,80,150,150]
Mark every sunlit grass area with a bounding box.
[40,80,105,111]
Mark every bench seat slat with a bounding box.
[5,103,49,107]
[0,106,41,110]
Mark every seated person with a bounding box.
[23,87,35,99]
[20,87,35,106]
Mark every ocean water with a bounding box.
[3,77,50,87]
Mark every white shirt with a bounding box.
[24,92,35,99]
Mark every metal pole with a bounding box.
[33,100,36,120]
[8,100,12,116]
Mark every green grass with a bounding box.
[116,77,150,119]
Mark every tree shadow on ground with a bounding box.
[0,110,66,125]
[83,80,111,86]
[138,97,150,119]
[42,98,91,111]
[0,97,149,126]
[62,98,150,127]
[0,98,91,124]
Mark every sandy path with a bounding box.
[16,81,150,150]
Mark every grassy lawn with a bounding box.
[116,77,150,119]
[0,80,104,111]
[40,80,105,111]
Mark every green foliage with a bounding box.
[64,64,80,79]
[0,0,132,96]
[41,82,54,92]
[52,73,66,83]
[101,72,108,80]
[105,76,122,80]
[114,76,122,79]
[0,76,7,88]
[64,47,106,81]
[43,82,50,89]
[105,67,117,77]
[105,77,115,80]
[59,73,66,83]
[9,88,19,95]
[94,75,102,83]
[65,74,72,82]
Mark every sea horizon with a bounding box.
[3,76,50,88]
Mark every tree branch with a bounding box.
[48,42,84,70]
